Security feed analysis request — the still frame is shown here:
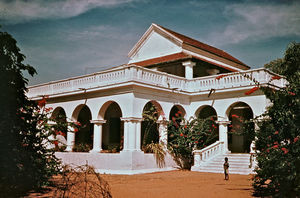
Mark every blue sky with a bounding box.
[1,0,299,85]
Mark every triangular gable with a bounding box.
[128,23,250,71]
[128,24,182,63]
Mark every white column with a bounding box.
[128,121,135,150]
[121,117,143,152]
[182,60,196,79]
[157,118,168,146]
[90,120,106,153]
[135,120,143,151]
[216,120,231,154]
[122,119,129,151]
[65,125,75,152]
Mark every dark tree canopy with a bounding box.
[264,42,300,81]
[252,42,300,197]
[0,29,60,196]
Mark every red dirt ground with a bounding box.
[27,170,253,197]
[101,171,253,198]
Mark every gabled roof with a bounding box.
[132,52,191,67]
[156,24,248,67]
[128,23,250,70]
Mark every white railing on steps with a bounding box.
[193,141,224,167]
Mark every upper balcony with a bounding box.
[27,64,286,99]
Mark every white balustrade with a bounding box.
[27,65,286,99]
[193,141,224,166]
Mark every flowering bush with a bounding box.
[0,30,61,196]
[36,97,82,152]
[0,30,82,196]
[167,112,218,170]
[246,42,300,197]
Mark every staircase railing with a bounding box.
[192,141,224,167]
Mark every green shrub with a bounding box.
[246,42,300,197]
[167,112,218,170]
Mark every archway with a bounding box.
[168,105,186,143]
[169,105,186,120]
[227,102,253,153]
[197,105,219,142]
[102,102,123,152]
[141,101,161,151]
[74,105,93,152]
[51,107,67,139]
[197,105,217,120]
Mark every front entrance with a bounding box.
[228,102,253,153]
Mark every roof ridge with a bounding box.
[155,24,249,68]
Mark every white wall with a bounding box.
[129,31,182,63]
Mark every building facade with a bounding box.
[27,24,285,174]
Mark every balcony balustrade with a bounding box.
[27,64,286,98]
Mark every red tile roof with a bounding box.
[133,52,238,72]
[157,24,249,68]
[132,52,191,66]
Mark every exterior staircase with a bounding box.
[194,153,254,175]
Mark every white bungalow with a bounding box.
[27,23,285,174]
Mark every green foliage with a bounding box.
[142,103,159,148]
[264,42,300,80]
[0,29,65,196]
[144,142,166,168]
[72,143,92,152]
[250,42,300,197]
[167,112,218,170]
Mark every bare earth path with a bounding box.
[27,170,253,197]
[101,171,253,198]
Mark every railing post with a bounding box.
[193,151,201,168]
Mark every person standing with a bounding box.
[224,157,229,180]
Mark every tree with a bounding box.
[0,29,60,196]
[250,42,300,197]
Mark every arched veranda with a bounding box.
[196,105,219,145]
[168,105,186,143]
[72,105,93,152]
[141,101,163,150]
[51,107,68,139]
[227,102,254,153]
[101,101,123,152]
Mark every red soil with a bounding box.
[102,170,253,198]
[27,170,253,197]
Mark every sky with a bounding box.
[1,0,299,85]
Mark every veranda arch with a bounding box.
[226,102,254,153]
[72,104,93,152]
[99,101,123,152]
[141,101,164,150]
[195,105,217,120]
[51,107,68,138]
[169,105,186,120]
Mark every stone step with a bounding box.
[209,160,250,165]
[192,153,254,175]
[203,163,249,169]
[195,167,252,175]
